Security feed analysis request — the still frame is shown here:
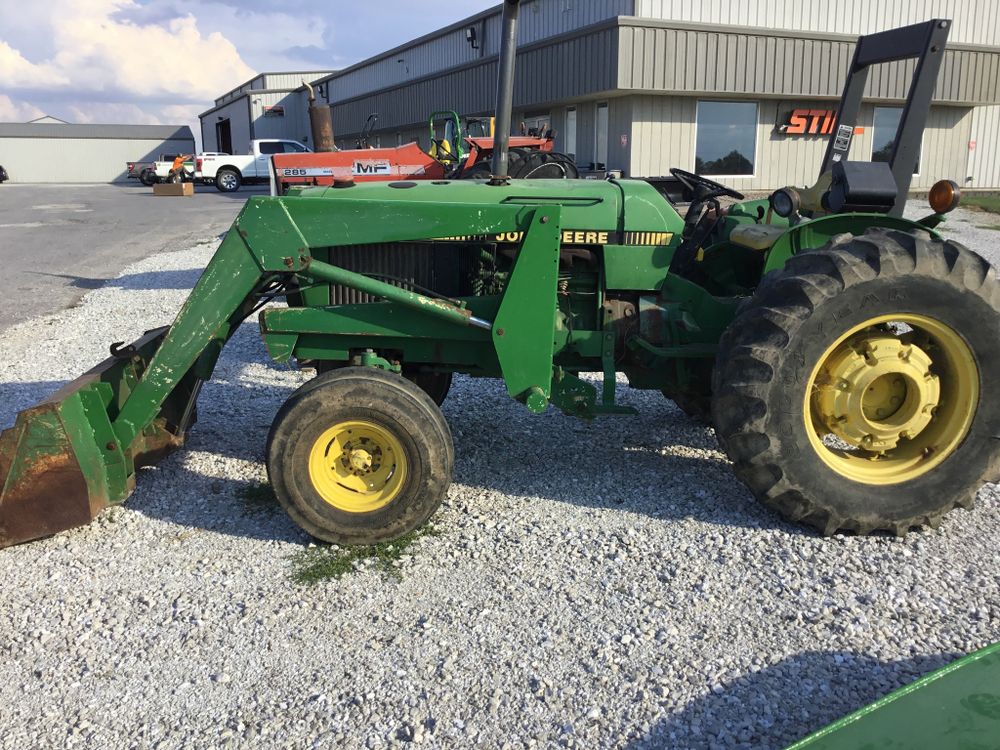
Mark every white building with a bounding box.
[0,121,196,183]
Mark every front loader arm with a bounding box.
[114,195,553,445]
[0,193,562,547]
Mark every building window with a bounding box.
[695,100,758,176]
[565,107,577,159]
[872,106,920,174]
[595,103,608,169]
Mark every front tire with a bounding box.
[712,228,1000,536]
[266,367,453,545]
[215,168,241,192]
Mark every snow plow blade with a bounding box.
[0,327,199,548]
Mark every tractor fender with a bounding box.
[762,213,942,275]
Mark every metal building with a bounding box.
[0,122,196,183]
[201,0,1000,190]
[199,72,332,155]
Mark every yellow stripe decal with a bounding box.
[431,230,673,246]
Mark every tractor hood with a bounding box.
[291,177,685,239]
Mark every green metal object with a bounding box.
[788,642,1000,749]
[428,110,465,161]
[491,207,562,409]
[0,19,971,549]
[762,211,941,274]
[0,171,950,547]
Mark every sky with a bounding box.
[0,0,498,143]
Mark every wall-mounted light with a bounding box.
[465,26,478,49]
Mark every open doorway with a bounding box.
[215,119,233,154]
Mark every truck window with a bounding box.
[259,142,283,155]
[286,142,309,153]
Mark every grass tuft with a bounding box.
[289,525,440,585]
[238,481,280,516]
[962,193,1000,215]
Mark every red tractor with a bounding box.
[270,109,577,194]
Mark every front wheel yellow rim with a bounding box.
[307,420,407,513]
[804,313,978,484]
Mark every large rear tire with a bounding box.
[267,367,453,545]
[712,228,1000,536]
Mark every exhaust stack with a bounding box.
[490,0,521,181]
[304,80,336,153]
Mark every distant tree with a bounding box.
[696,149,753,176]
[872,140,895,163]
[872,139,919,172]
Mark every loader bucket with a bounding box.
[0,326,199,548]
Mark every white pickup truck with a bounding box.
[198,139,311,192]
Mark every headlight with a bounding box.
[769,187,801,218]
[929,179,961,214]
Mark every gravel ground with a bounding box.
[0,201,998,749]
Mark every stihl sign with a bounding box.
[779,109,838,135]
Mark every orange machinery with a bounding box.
[270,111,574,194]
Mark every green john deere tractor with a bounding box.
[1,7,997,552]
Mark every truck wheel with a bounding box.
[140,169,157,186]
[215,168,241,192]
[266,367,453,545]
[712,228,1000,536]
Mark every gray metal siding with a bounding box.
[633,0,999,47]
[0,136,196,183]
[320,0,630,103]
[202,97,252,154]
[330,26,619,134]
[248,90,312,146]
[487,0,632,48]
[0,123,193,140]
[617,23,1000,105]
[259,72,331,90]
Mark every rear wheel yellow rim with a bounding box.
[804,313,978,484]
[307,420,407,513]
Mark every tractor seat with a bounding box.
[729,223,786,251]
[429,138,454,161]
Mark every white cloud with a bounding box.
[0,40,69,88]
[163,1,331,71]
[0,95,45,122]
[0,0,255,116]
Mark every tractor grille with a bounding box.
[322,242,474,305]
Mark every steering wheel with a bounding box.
[667,169,744,281]
[669,168,744,202]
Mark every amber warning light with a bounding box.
[929,180,961,214]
